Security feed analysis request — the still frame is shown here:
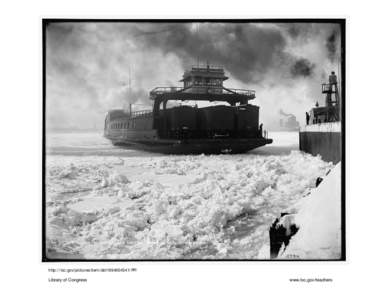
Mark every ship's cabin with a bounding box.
[309,106,339,124]
[181,65,227,94]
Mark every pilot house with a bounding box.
[181,65,227,94]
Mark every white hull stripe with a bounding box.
[299,122,341,133]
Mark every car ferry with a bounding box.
[104,65,272,154]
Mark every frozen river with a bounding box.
[46,131,299,156]
[45,131,333,259]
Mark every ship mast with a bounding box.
[337,33,342,122]
[128,66,132,116]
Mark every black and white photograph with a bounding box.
[43,19,345,261]
[7,0,388,297]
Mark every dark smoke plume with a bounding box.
[290,58,315,77]
[281,23,314,39]
[326,29,339,62]
[133,23,304,83]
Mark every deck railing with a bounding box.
[149,86,255,99]
[322,83,337,93]
[150,87,184,95]
[223,88,255,97]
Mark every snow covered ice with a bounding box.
[45,131,336,259]
[280,162,342,259]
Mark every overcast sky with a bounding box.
[46,22,341,130]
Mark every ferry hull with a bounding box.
[107,136,272,154]
[299,122,341,163]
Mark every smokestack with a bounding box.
[279,109,293,117]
